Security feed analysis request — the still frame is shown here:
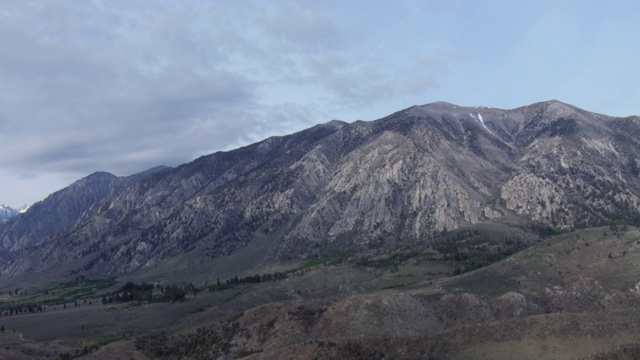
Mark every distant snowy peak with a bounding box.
[0,203,30,222]
[0,204,19,223]
[0,204,16,212]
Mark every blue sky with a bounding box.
[1,0,639,207]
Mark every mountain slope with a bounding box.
[2,100,640,282]
[0,172,129,255]
[0,167,171,260]
[100,226,640,360]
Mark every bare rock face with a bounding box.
[499,101,640,229]
[2,100,640,279]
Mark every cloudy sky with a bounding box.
[1,0,640,207]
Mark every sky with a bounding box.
[1,0,640,207]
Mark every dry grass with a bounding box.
[3,226,640,359]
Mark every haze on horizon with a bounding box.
[1,0,639,207]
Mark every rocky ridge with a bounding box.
[1,100,639,281]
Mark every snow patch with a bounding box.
[470,113,493,135]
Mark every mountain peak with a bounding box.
[323,119,347,129]
[417,100,589,114]
[0,204,19,223]
[519,99,584,114]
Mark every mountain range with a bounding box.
[2,100,640,359]
[1,100,640,285]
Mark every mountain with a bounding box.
[0,166,171,261]
[0,205,19,224]
[1,100,640,283]
[0,172,132,263]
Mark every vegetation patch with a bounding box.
[381,281,418,290]
[102,282,191,304]
[0,277,116,315]
[288,255,340,273]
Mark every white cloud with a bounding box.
[0,1,459,205]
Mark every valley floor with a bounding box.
[2,225,640,359]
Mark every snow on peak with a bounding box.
[0,204,20,223]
